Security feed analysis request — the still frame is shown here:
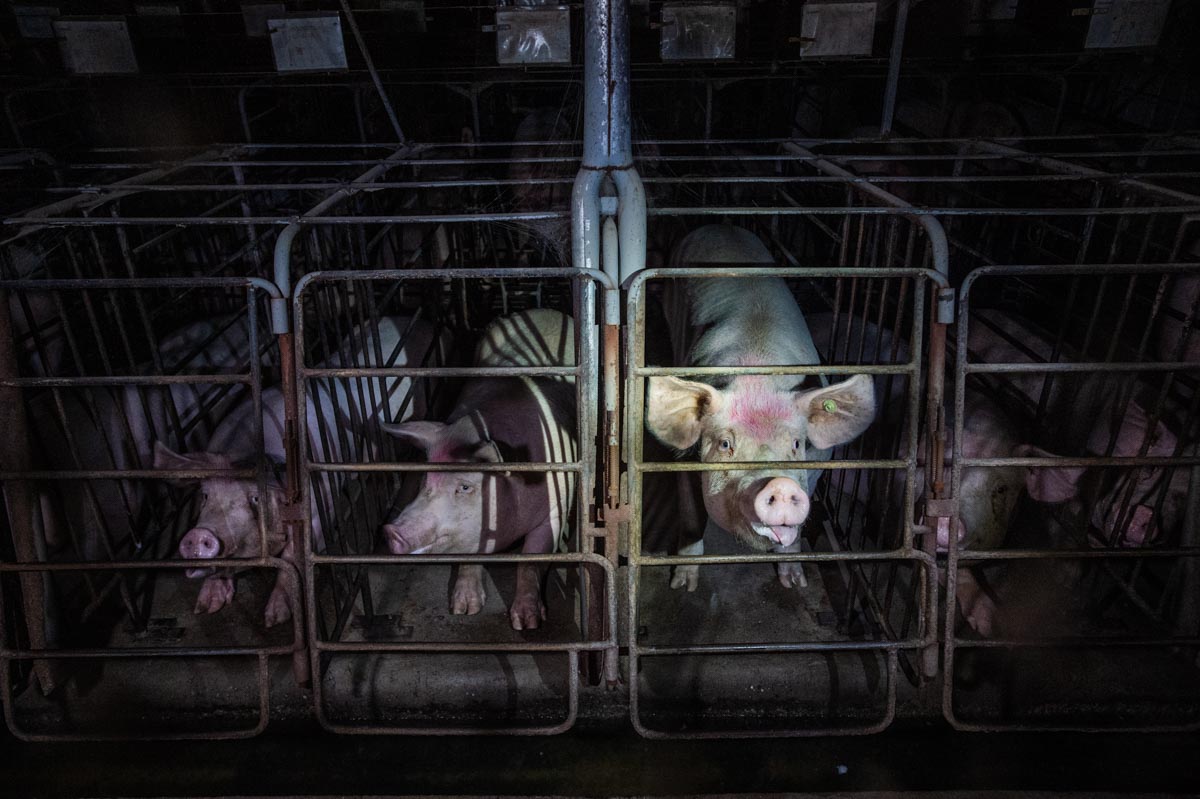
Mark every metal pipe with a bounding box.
[581,0,633,168]
[270,146,413,333]
[781,141,954,321]
[613,167,647,284]
[572,171,603,273]
[337,0,405,143]
[880,0,911,137]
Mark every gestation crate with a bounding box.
[2,132,1200,738]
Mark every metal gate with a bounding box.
[927,136,1200,730]
[294,266,615,734]
[625,263,941,737]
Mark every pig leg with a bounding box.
[670,539,702,591]
[263,529,296,628]
[510,563,548,630]
[195,572,235,614]
[670,471,706,592]
[955,567,997,638]
[774,539,807,589]
[451,564,487,615]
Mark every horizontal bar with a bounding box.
[296,266,615,291]
[634,639,926,655]
[0,277,281,297]
[637,550,930,566]
[967,361,1200,375]
[648,205,1200,217]
[31,171,1200,194]
[951,636,1200,649]
[0,374,251,388]
[0,468,257,480]
[0,556,295,572]
[953,547,1200,561]
[303,365,580,378]
[311,552,611,566]
[633,363,914,377]
[313,639,611,654]
[2,644,296,659]
[305,461,583,473]
[963,456,1200,468]
[635,459,909,472]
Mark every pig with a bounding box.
[808,312,1033,636]
[155,315,442,626]
[968,306,1182,548]
[1155,241,1200,364]
[379,308,576,630]
[27,314,259,561]
[645,225,876,592]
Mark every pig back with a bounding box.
[455,309,577,552]
[474,307,575,375]
[664,225,819,372]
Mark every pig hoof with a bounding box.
[670,564,699,592]
[964,601,996,638]
[195,576,234,615]
[263,591,291,628]
[451,583,486,616]
[509,596,546,631]
[776,561,808,589]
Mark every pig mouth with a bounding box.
[752,522,799,547]
[185,566,215,579]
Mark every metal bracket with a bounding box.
[925,497,956,519]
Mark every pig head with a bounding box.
[380,413,561,557]
[646,372,875,551]
[154,442,289,621]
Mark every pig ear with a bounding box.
[152,442,232,484]
[381,420,446,452]
[471,440,503,464]
[645,376,724,451]
[1015,444,1084,504]
[799,374,876,450]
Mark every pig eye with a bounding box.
[457,483,474,495]
[249,495,260,506]
[719,438,732,452]
[199,491,208,506]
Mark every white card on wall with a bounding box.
[269,13,349,73]
[54,17,139,75]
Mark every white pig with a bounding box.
[646,225,876,591]
[155,315,441,626]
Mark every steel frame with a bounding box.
[1,132,1200,737]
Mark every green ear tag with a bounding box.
[822,399,838,413]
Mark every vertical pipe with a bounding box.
[581,0,633,168]
[613,168,647,284]
[880,0,910,137]
[572,173,604,274]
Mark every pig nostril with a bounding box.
[768,495,776,505]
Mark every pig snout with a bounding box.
[179,527,221,578]
[383,522,434,555]
[742,477,809,547]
